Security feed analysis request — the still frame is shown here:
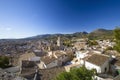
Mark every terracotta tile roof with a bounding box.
[41,51,67,64]
[39,67,65,80]
[21,60,37,68]
[41,56,56,64]
[19,52,36,61]
[20,60,37,79]
[20,68,36,77]
[34,51,47,57]
[86,54,109,66]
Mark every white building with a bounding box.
[71,50,89,64]
[84,53,110,73]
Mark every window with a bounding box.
[105,67,107,72]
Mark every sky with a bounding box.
[0,0,120,39]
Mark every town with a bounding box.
[0,0,120,80]
[0,28,120,80]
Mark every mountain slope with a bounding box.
[0,28,114,41]
[88,28,113,39]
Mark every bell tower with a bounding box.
[57,37,61,46]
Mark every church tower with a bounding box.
[57,37,61,46]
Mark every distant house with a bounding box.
[73,38,88,50]
[84,53,110,73]
[97,40,115,50]
[73,42,87,50]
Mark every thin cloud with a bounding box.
[6,27,12,31]
[0,26,12,31]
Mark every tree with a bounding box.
[113,27,120,53]
[0,56,10,68]
[63,39,73,47]
[105,46,113,51]
[54,66,96,80]
[87,40,98,46]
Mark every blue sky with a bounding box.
[0,0,120,39]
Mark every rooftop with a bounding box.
[21,60,37,68]
[41,56,56,64]
[86,53,109,66]
[19,52,36,61]
[20,60,37,79]
[39,67,65,80]
[41,51,67,64]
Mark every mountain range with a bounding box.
[0,28,114,41]
[88,28,113,39]
[24,28,113,40]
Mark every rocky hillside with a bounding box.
[24,29,113,40]
[88,28,113,40]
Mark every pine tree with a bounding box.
[54,66,95,80]
[114,27,120,53]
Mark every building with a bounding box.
[38,51,70,69]
[57,37,61,47]
[20,60,38,80]
[39,67,65,80]
[73,39,88,50]
[19,52,36,61]
[71,50,89,64]
[85,53,110,73]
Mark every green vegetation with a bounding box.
[54,66,96,80]
[87,40,98,46]
[63,39,73,47]
[103,46,114,53]
[113,27,120,53]
[88,29,113,40]
[0,56,10,68]
[106,46,113,51]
